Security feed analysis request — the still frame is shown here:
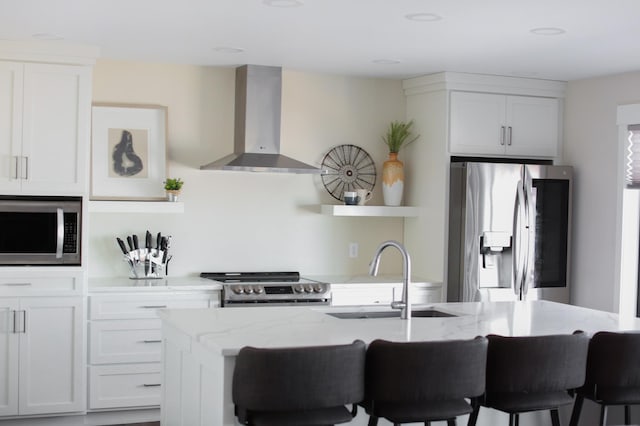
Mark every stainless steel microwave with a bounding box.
[0,196,82,265]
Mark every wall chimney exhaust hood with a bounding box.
[200,65,325,174]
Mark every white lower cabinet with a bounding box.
[87,291,218,411]
[0,296,83,416]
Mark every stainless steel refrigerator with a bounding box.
[447,161,572,303]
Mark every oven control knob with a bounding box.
[293,284,305,293]
[231,286,244,295]
[304,284,314,293]
[313,284,325,293]
[253,285,264,294]
[243,285,254,294]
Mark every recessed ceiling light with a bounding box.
[405,13,442,22]
[213,47,245,54]
[263,0,303,7]
[372,59,401,65]
[530,27,566,36]
[32,33,64,41]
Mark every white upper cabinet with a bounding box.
[0,62,23,193]
[0,61,91,195]
[450,91,559,158]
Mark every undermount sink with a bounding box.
[326,309,458,319]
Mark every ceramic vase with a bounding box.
[382,152,404,206]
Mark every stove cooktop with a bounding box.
[200,272,331,306]
[200,271,317,284]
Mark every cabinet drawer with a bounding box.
[89,294,212,320]
[0,271,82,296]
[89,363,161,409]
[90,319,162,364]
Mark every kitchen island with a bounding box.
[159,301,640,426]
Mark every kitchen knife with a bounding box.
[156,232,162,250]
[116,237,128,255]
[145,230,152,249]
[132,234,139,250]
[127,236,134,251]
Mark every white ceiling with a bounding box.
[2,0,640,81]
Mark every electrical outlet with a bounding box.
[349,242,359,258]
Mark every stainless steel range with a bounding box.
[200,272,331,307]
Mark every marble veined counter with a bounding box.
[159,301,640,426]
[89,275,221,292]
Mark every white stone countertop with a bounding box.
[88,274,440,293]
[88,276,222,292]
[158,300,640,357]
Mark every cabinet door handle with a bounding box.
[13,310,26,333]
[13,156,19,179]
[3,282,32,286]
[142,383,161,387]
[140,305,167,309]
[142,340,162,343]
[21,157,28,180]
[500,126,506,145]
[507,126,513,146]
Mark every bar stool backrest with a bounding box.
[232,339,366,412]
[584,331,640,394]
[365,336,488,402]
[485,332,589,396]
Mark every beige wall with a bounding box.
[564,71,640,311]
[89,59,407,278]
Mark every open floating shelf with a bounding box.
[320,205,419,217]
[88,201,185,214]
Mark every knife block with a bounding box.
[123,249,172,280]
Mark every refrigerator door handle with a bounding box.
[513,181,527,298]
[521,178,537,298]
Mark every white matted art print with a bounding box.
[91,104,167,200]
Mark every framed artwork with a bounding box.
[91,104,168,200]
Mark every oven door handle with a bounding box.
[56,208,64,259]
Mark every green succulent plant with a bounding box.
[164,178,184,191]
[382,120,419,153]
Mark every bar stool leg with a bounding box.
[368,416,379,426]
[625,404,631,424]
[467,400,481,426]
[447,419,457,426]
[599,405,608,426]
[550,408,561,426]
[509,413,518,426]
[569,394,584,426]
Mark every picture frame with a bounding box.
[91,103,168,200]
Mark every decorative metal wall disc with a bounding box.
[321,144,376,201]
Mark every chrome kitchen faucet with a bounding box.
[369,240,412,320]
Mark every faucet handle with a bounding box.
[391,301,406,310]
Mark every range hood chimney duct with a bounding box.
[200,65,325,174]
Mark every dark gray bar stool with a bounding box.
[232,340,366,426]
[361,336,488,426]
[570,331,640,426]
[482,331,589,426]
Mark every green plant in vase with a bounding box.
[381,120,419,206]
[164,178,184,202]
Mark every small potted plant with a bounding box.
[381,120,419,206]
[164,178,184,202]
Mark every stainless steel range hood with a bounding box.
[200,65,325,174]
